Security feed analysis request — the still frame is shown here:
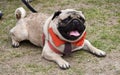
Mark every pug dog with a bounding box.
[10,7,106,69]
[10,0,106,69]
[41,9,106,69]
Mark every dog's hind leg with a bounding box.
[10,24,28,48]
[11,35,20,48]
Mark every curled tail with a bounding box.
[15,7,26,20]
[21,0,37,13]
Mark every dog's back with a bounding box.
[10,7,48,47]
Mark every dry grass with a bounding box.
[0,0,120,75]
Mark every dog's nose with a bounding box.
[72,19,80,25]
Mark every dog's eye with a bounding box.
[79,17,85,23]
[62,16,71,23]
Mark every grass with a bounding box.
[0,0,120,75]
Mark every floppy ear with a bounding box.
[52,10,61,20]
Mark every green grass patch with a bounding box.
[25,63,54,74]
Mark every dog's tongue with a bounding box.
[70,31,80,36]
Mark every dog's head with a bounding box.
[50,9,86,42]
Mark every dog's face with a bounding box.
[51,9,86,41]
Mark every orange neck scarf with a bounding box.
[48,28,86,47]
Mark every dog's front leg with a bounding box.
[83,40,106,57]
[42,42,70,69]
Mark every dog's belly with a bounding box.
[27,23,43,46]
[28,30,43,47]
[26,13,48,47]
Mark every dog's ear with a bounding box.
[52,10,61,20]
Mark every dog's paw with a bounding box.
[95,50,106,57]
[58,60,70,70]
[12,41,20,48]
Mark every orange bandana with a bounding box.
[48,28,86,47]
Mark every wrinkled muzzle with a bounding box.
[58,18,86,41]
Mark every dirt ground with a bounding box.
[0,0,120,75]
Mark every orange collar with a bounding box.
[48,28,86,47]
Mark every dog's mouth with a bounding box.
[58,18,86,41]
[58,27,84,41]
[69,30,80,36]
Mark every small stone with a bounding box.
[87,60,90,62]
